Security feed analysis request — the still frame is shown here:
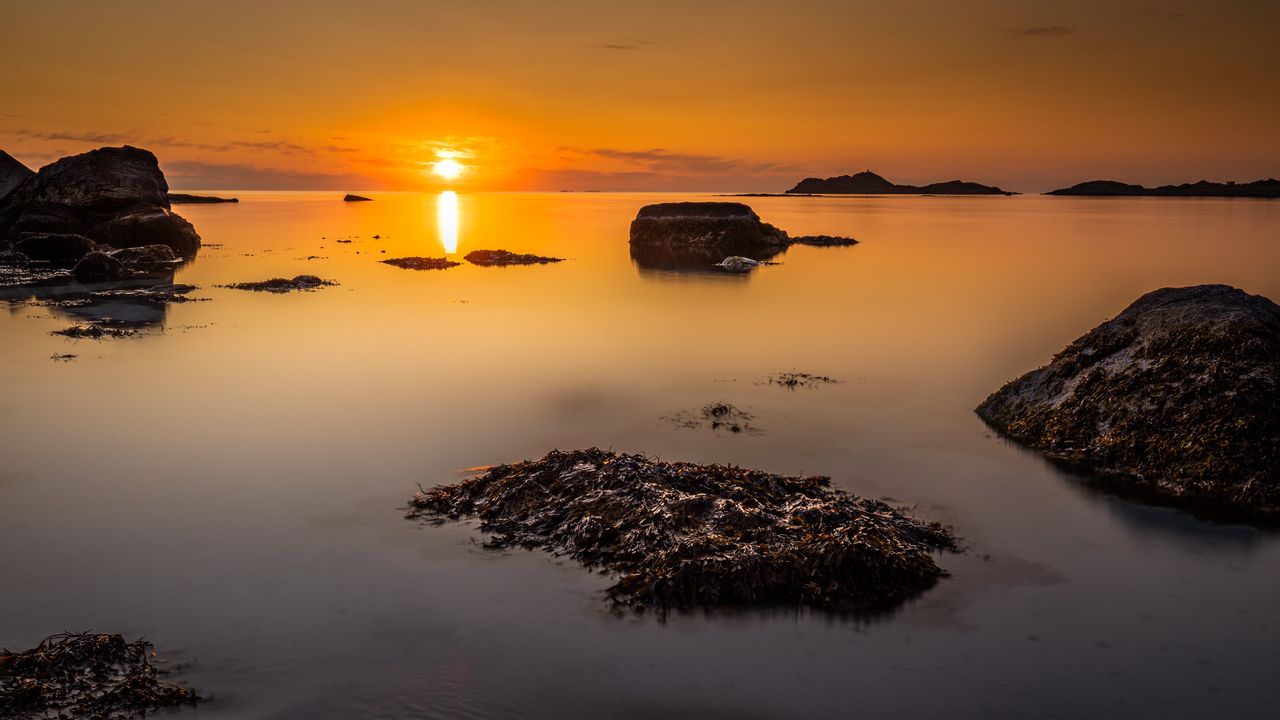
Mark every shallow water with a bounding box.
[2,192,1279,719]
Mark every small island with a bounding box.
[784,170,1014,195]
[1047,178,1280,198]
[168,193,239,204]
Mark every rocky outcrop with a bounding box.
[110,244,179,273]
[72,251,129,284]
[15,233,99,265]
[0,146,201,258]
[167,193,238,204]
[977,285,1280,516]
[787,171,1013,195]
[1047,179,1280,198]
[0,149,33,201]
[630,202,790,253]
[343,194,372,202]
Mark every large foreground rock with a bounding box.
[0,146,200,258]
[629,202,789,253]
[0,149,33,200]
[977,285,1280,515]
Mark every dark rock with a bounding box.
[0,149,34,201]
[110,244,180,273]
[629,242,785,274]
[464,249,564,266]
[630,202,790,253]
[407,448,956,612]
[977,284,1280,516]
[381,256,461,270]
[0,249,28,267]
[786,170,1013,195]
[343,194,372,202]
[790,234,859,247]
[15,233,98,265]
[0,146,201,256]
[1047,179,1280,198]
[2,145,170,212]
[167,193,239,204]
[222,275,336,292]
[72,251,129,284]
[88,206,200,257]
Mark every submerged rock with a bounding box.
[15,233,98,265]
[464,249,564,266]
[343,194,372,202]
[0,632,199,717]
[977,285,1280,516]
[381,256,461,271]
[72,250,128,284]
[0,146,201,258]
[110,244,180,273]
[222,275,336,292]
[408,448,956,612]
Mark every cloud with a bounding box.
[161,160,379,190]
[574,147,796,176]
[10,129,134,144]
[597,40,655,51]
[1007,26,1075,38]
[1,128,312,154]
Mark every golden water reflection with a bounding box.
[437,190,459,255]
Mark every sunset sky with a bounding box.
[2,0,1276,192]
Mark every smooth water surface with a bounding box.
[2,192,1279,719]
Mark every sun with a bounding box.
[432,158,464,180]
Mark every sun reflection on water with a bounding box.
[437,190,459,254]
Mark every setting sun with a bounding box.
[432,158,464,180]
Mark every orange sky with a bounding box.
[1,0,1276,192]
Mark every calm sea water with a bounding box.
[2,192,1279,719]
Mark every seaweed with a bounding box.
[463,249,564,266]
[407,448,956,613]
[664,402,761,435]
[220,275,336,293]
[0,632,199,719]
[50,325,137,339]
[381,257,461,271]
[765,372,840,389]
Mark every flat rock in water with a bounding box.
[464,249,563,266]
[381,256,460,270]
[222,275,336,292]
[343,194,372,202]
[976,284,1280,516]
[408,448,956,612]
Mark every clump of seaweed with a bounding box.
[220,275,336,293]
[765,371,840,390]
[789,235,859,247]
[381,256,461,271]
[664,402,761,435]
[407,448,956,612]
[0,632,200,718]
[464,249,564,266]
[50,353,77,362]
[50,325,137,339]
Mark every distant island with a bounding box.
[168,193,238,204]
[1047,179,1280,198]
[785,170,1014,195]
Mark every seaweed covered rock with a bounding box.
[629,202,789,255]
[977,285,1280,515]
[408,448,956,612]
[0,146,201,258]
[222,275,335,292]
[0,632,199,717]
[382,256,461,270]
[464,249,563,266]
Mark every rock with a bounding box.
[790,234,859,247]
[88,206,201,257]
[715,256,760,272]
[408,448,956,612]
[464,249,564,266]
[343,194,372,202]
[976,284,1280,516]
[0,146,201,256]
[629,202,790,254]
[381,256,461,270]
[0,249,29,267]
[786,170,1013,195]
[222,275,336,292]
[2,146,170,212]
[0,149,34,201]
[15,233,98,265]
[1047,179,1280,198]
[109,244,179,273]
[72,251,129,284]
[167,193,238,204]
